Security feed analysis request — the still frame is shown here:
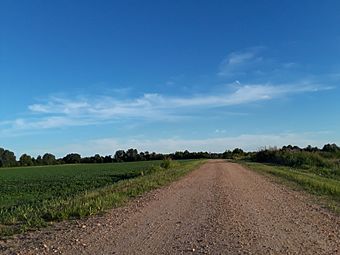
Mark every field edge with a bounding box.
[240,161,340,215]
[0,160,205,238]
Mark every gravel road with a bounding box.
[1,160,340,254]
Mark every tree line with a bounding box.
[0,147,246,168]
[1,143,339,168]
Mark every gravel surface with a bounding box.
[1,160,340,254]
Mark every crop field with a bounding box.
[0,160,202,237]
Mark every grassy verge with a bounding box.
[241,161,340,213]
[0,160,204,237]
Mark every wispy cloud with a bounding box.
[28,83,325,113]
[218,47,265,76]
[0,82,331,136]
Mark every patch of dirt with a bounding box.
[1,160,339,254]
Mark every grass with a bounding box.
[0,160,203,237]
[242,161,340,213]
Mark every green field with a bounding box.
[243,162,340,213]
[0,160,203,237]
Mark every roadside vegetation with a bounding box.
[243,143,340,212]
[0,159,203,237]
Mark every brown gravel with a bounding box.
[1,160,340,254]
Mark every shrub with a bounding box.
[252,149,332,169]
[160,158,176,169]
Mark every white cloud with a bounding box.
[0,82,331,135]
[28,84,325,113]
[218,47,264,76]
[228,52,256,65]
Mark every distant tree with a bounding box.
[42,153,56,165]
[0,148,17,167]
[232,148,244,155]
[103,155,112,163]
[114,150,126,162]
[143,151,150,160]
[282,145,293,151]
[304,145,319,152]
[63,153,81,164]
[222,150,232,159]
[19,154,33,166]
[149,152,163,160]
[92,154,103,163]
[322,143,340,153]
[174,151,184,160]
[80,157,92,164]
[183,150,190,159]
[126,149,138,161]
[35,155,43,165]
[139,152,146,161]
[292,146,301,151]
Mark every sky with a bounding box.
[1,0,340,157]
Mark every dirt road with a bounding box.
[1,160,340,254]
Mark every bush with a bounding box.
[160,158,177,169]
[252,149,332,169]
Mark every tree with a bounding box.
[322,143,339,153]
[35,155,43,165]
[103,155,113,163]
[143,151,150,160]
[63,153,81,164]
[42,153,56,165]
[93,154,103,163]
[19,154,33,166]
[114,150,126,162]
[0,148,17,167]
[222,150,232,159]
[304,145,319,152]
[174,151,184,160]
[126,149,138,161]
[183,150,190,159]
[232,148,244,155]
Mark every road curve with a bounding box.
[1,160,340,254]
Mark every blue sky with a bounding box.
[1,0,340,157]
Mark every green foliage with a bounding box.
[253,149,333,169]
[0,160,202,237]
[0,148,17,167]
[42,153,57,165]
[160,158,178,169]
[63,153,81,164]
[322,143,340,153]
[19,154,33,166]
